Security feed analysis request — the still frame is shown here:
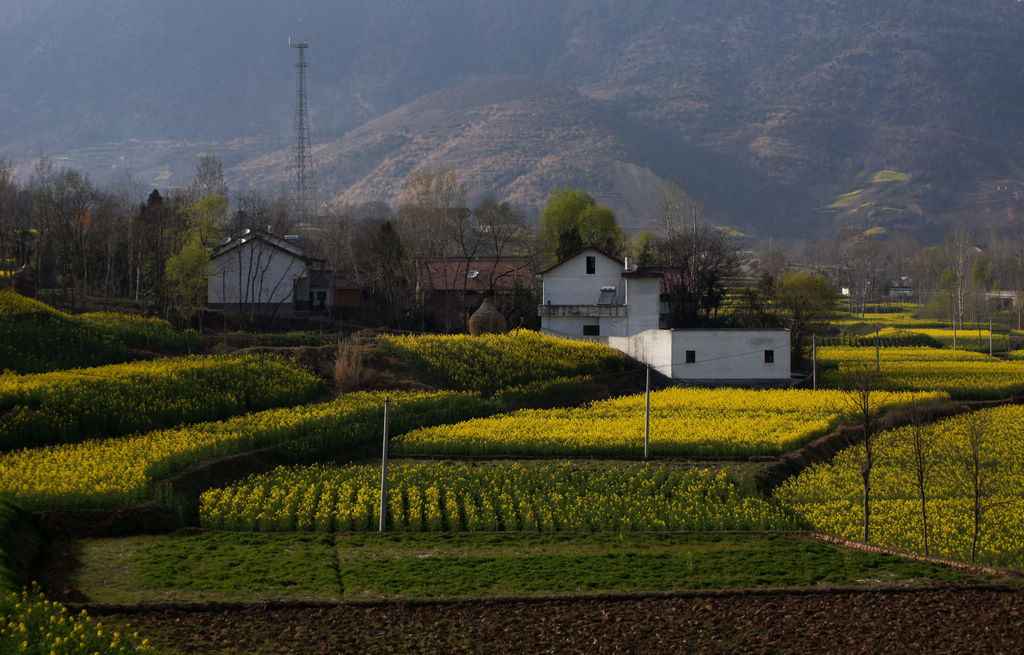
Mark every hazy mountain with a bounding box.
[3,0,1023,239]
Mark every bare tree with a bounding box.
[951,410,996,564]
[0,156,17,280]
[658,226,740,328]
[909,245,949,312]
[350,217,413,327]
[944,226,978,330]
[34,168,101,310]
[904,403,935,556]
[232,190,295,237]
[837,230,886,316]
[840,363,883,543]
[191,154,228,200]
[398,169,468,331]
[659,180,699,239]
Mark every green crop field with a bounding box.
[72,531,989,605]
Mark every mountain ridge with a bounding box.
[2,1,1023,239]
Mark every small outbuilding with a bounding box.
[208,230,323,315]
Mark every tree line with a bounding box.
[3,153,1018,348]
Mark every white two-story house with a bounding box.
[538,247,790,383]
[538,248,663,337]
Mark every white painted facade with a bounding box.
[538,248,663,337]
[608,328,791,381]
[539,248,792,382]
[208,233,311,312]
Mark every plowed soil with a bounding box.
[96,586,1024,654]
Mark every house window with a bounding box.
[764,349,775,364]
[685,350,696,364]
[586,256,596,275]
[583,324,600,336]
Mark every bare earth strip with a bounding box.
[96,586,1024,654]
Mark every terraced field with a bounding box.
[2,312,1022,654]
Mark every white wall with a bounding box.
[541,249,656,338]
[610,329,791,381]
[542,249,623,305]
[608,329,674,377]
[624,276,661,334]
[671,330,790,380]
[208,240,307,308]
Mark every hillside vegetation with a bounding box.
[0,291,200,373]
[2,1,1022,237]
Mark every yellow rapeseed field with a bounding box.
[200,461,799,533]
[774,404,1024,568]
[0,390,492,510]
[395,387,947,457]
[818,346,1024,399]
[0,354,324,450]
[379,330,625,394]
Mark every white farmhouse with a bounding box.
[538,247,790,383]
[538,248,663,337]
[208,231,322,314]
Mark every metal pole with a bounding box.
[644,363,651,460]
[989,315,993,356]
[379,396,390,532]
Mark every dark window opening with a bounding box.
[583,324,600,336]
[586,256,596,274]
[685,350,696,364]
[764,349,775,364]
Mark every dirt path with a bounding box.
[96,585,1024,654]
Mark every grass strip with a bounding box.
[73,531,993,605]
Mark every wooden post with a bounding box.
[379,396,390,532]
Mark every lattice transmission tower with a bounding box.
[290,37,314,224]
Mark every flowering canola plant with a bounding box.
[0,290,200,373]
[395,387,947,457]
[0,353,324,450]
[0,585,152,654]
[0,390,494,510]
[817,346,1024,399]
[379,330,625,394]
[774,404,1024,568]
[200,461,800,533]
